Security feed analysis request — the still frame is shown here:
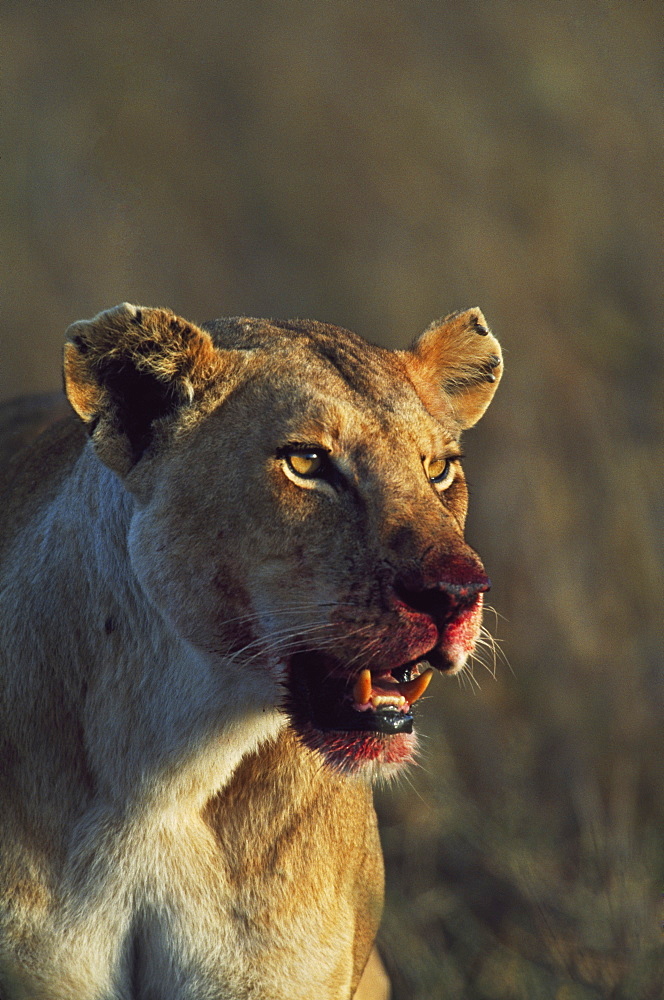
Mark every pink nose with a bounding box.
[394,573,489,621]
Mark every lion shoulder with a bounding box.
[0,394,85,555]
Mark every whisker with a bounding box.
[224,621,337,664]
[460,661,482,693]
[214,601,355,631]
[234,619,379,672]
[478,623,512,676]
[483,603,509,626]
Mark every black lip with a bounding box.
[287,652,414,735]
[318,701,414,734]
[354,706,414,734]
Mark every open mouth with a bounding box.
[290,654,434,734]
[283,596,485,774]
[285,651,435,773]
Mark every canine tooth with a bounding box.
[353,669,372,705]
[399,668,434,704]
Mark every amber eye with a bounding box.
[428,458,454,488]
[286,451,324,477]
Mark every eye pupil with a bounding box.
[288,452,323,476]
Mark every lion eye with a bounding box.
[428,458,454,488]
[286,451,324,477]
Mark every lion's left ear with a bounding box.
[403,308,502,429]
[64,303,223,475]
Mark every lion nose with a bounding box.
[435,578,491,600]
[394,574,490,620]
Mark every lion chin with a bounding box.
[300,729,418,779]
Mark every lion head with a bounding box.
[64,303,501,778]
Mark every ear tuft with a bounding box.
[64,304,222,474]
[404,308,502,429]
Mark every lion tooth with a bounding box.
[353,669,372,706]
[371,693,406,709]
[399,668,434,704]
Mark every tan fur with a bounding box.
[0,304,500,998]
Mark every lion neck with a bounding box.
[2,444,285,830]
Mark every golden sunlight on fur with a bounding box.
[0,304,500,998]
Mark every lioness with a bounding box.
[0,304,501,999]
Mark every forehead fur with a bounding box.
[203,316,451,433]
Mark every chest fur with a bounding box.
[0,734,383,1000]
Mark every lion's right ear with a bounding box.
[64,303,222,476]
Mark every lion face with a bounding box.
[65,305,502,777]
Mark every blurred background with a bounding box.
[2,0,662,995]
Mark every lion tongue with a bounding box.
[352,667,433,710]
